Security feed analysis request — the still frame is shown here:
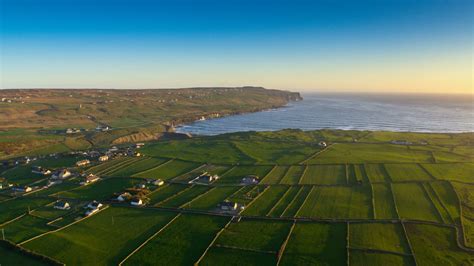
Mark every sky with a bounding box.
[0,0,472,93]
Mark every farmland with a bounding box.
[0,129,473,265]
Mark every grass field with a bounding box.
[280,222,347,265]
[349,250,414,266]
[242,186,289,216]
[422,163,473,182]
[349,223,410,253]
[183,186,240,210]
[216,165,273,184]
[365,164,391,183]
[124,214,229,266]
[279,166,305,184]
[306,143,432,164]
[107,157,168,177]
[391,183,442,222]
[384,164,433,182]
[133,160,201,180]
[282,186,312,217]
[0,242,52,266]
[23,207,177,265]
[0,215,52,243]
[299,165,346,185]
[2,129,473,265]
[148,184,189,205]
[158,185,211,208]
[0,197,52,224]
[298,186,372,219]
[405,223,474,265]
[260,166,288,184]
[268,186,301,217]
[141,139,256,164]
[200,246,277,265]
[215,219,292,252]
[233,140,316,164]
[372,183,398,219]
[57,177,142,200]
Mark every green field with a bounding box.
[298,186,372,219]
[215,219,292,252]
[124,214,229,265]
[217,165,273,184]
[280,222,347,265]
[242,186,289,216]
[299,164,346,185]
[279,166,305,184]
[372,183,398,219]
[22,207,177,265]
[391,183,443,222]
[384,163,433,182]
[133,160,201,180]
[349,223,410,253]
[405,223,474,265]
[260,166,289,184]
[2,129,473,265]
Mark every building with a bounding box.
[191,172,219,184]
[54,201,71,210]
[12,186,32,193]
[152,179,165,186]
[117,192,132,202]
[131,197,144,206]
[32,166,51,175]
[391,140,412,145]
[135,143,145,148]
[98,155,109,162]
[318,141,327,147]
[76,159,90,167]
[52,169,72,179]
[86,201,103,210]
[241,175,259,185]
[81,174,100,185]
[218,201,238,211]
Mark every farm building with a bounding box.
[147,179,165,186]
[117,192,132,202]
[241,175,259,185]
[318,141,327,147]
[98,155,109,162]
[191,172,219,184]
[76,159,91,167]
[12,186,32,193]
[391,140,412,145]
[81,174,100,185]
[131,197,144,206]
[218,201,238,211]
[52,169,72,179]
[32,166,51,175]
[54,201,71,210]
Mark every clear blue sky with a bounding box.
[1,0,472,93]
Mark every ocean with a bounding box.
[176,93,474,135]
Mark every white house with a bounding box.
[241,175,259,185]
[153,179,165,186]
[81,174,100,185]
[117,192,132,202]
[218,201,238,211]
[318,141,327,147]
[86,201,103,210]
[54,201,71,210]
[52,169,71,179]
[131,198,144,206]
[76,159,90,167]
[98,155,109,162]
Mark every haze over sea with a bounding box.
[177,93,474,135]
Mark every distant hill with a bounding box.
[0,87,301,158]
